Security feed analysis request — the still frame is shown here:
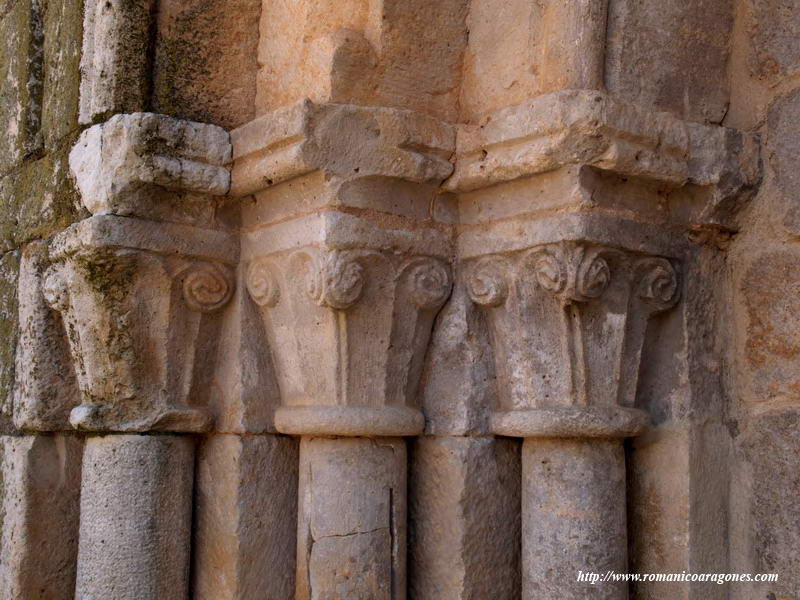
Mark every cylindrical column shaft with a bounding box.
[522,437,627,599]
[296,437,406,600]
[538,0,608,91]
[75,434,195,600]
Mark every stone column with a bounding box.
[232,100,455,599]
[41,113,234,599]
[447,79,760,597]
[465,240,679,599]
[75,434,194,599]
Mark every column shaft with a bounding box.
[75,434,195,600]
[522,437,627,599]
[297,437,406,600]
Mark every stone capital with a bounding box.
[232,103,456,437]
[244,242,451,437]
[464,238,680,439]
[36,113,236,433]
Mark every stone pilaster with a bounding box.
[232,100,455,599]
[42,112,233,599]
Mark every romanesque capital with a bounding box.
[465,235,680,439]
[232,102,456,438]
[38,113,236,433]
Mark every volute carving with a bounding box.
[245,246,452,436]
[466,241,681,438]
[42,237,235,433]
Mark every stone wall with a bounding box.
[0,1,796,599]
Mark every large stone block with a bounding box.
[736,249,800,403]
[748,0,800,82]
[153,0,262,130]
[409,436,520,599]
[41,0,83,149]
[0,135,82,250]
[0,434,83,600]
[730,408,800,600]
[193,434,298,600]
[606,0,733,124]
[767,90,800,235]
[0,0,42,175]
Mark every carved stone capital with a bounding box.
[42,215,236,433]
[465,240,680,439]
[244,244,451,437]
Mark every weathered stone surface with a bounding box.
[0,251,19,433]
[194,433,299,600]
[730,408,800,600]
[0,0,42,175]
[69,112,231,221]
[522,438,627,599]
[409,436,520,599]
[736,249,800,403]
[459,0,607,121]
[0,135,83,250]
[606,0,733,124]
[75,434,194,600]
[41,0,83,149]
[419,287,495,435]
[767,90,800,235]
[0,434,83,600]
[748,0,800,82]
[79,0,154,124]
[297,437,406,600]
[13,241,78,431]
[153,0,262,130]
[256,0,468,121]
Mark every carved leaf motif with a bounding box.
[635,257,680,311]
[246,258,281,307]
[467,257,509,307]
[403,257,452,310]
[303,252,366,310]
[182,262,234,313]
